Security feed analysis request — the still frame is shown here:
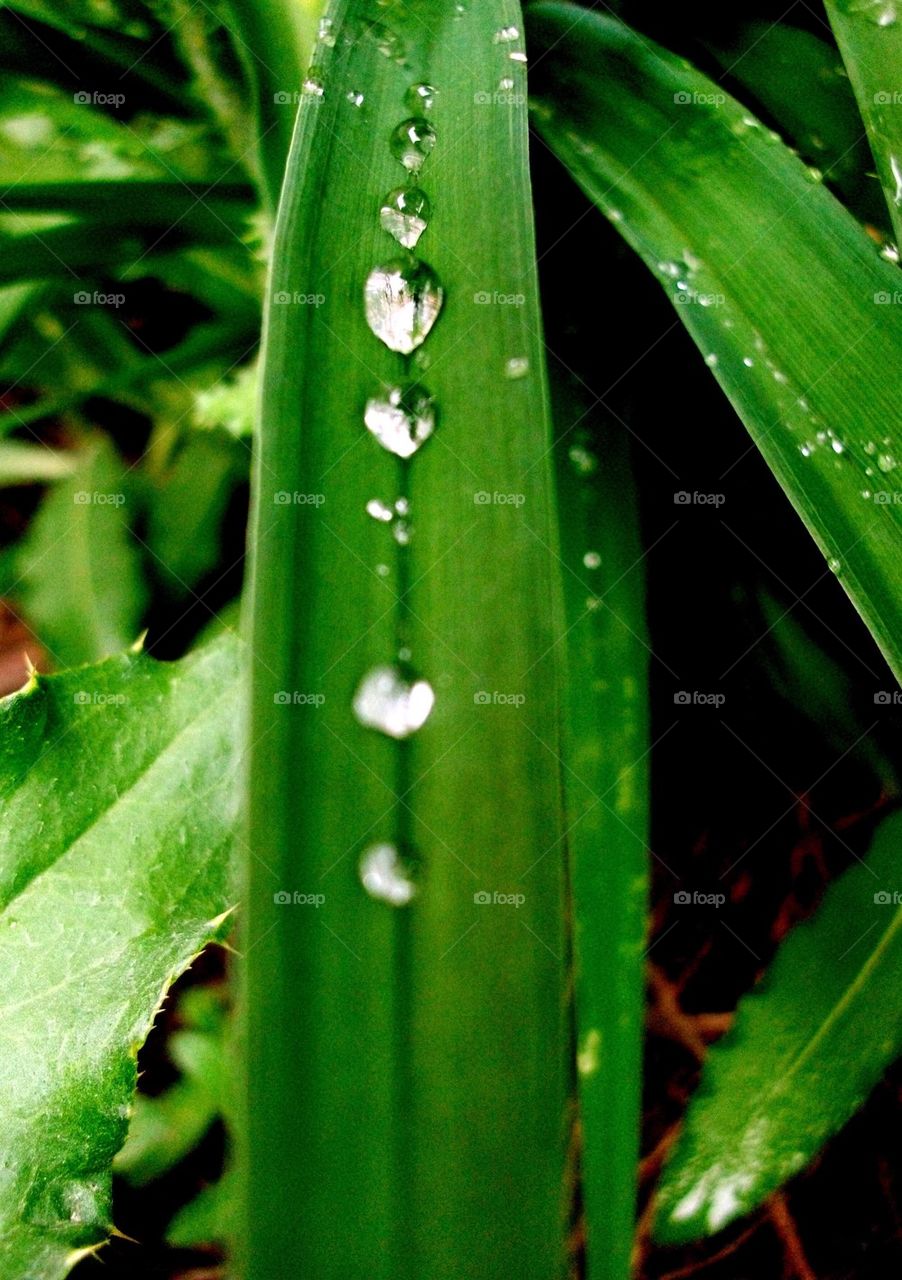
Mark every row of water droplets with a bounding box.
[353,79,445,906]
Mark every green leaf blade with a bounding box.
[527,3,902,684]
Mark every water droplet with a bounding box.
[742,356,754,367]
[865,440,877,454]
[505,356,529,379]
[583,551,601,569]
[494,25,520,41]
[831,438,844,454]
[393,519,412,545]
[353,664,435,738]
[828,557,842,574]
[508,51,528,62]
[878,452,897,471]
[498,76,514,91]
[376,562,390,577]
[365,384,435,457]
[346,89,365,107]
[364,259,443,354]
[705,353,719,367]
[302,73,324,97]
[880,242,900,263]
[800,444,813,457]
[405,82,436,112]
[569,444,598,475]
[318,16,336,45]
[379,186,431,249]
[585,596,601,612]
[366,498,394,522]
[359,842,417,905]
[395,496,410,516]
[862,489,873,499]
[389,117,436,172]
[367,21,406,62]
[398,645,412,662]
[838,0,897,25]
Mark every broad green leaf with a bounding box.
[825,1,902,245]
[243,2,569,1278]
[655,808,902,1241]
[527,4,902,686]
[13,437,148,667]
[554,391,648,1280]
[0,633,240,1280]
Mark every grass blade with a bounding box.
[825,1,902,244]
[527,3,902,684]
[553,388,649,1280]
[655,808,902,1242]
[242,3,569,1278]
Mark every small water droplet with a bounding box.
[878,452,897,471]
[393,519,412,545]
[318,16,335,45]
[365,384,435,457]
[367,21,406,62]
[828,557,842,574]
[831,438,845,454]
[569,444,598,475]
[364,259,444,353]
[837,0,897,25]
[498,76,515,91]
[405,82,436,112]
[508,51,528,62]
[346,89,365,107]
[583,551,601,569]
[379,186,431,249]
[395,496,410,516]
[862,489,873,499]
[585,596,601,612]
[353,664,435,738]
[742,356,754,367]
[303,73,324,97]
[705,353,719,367]
[494,25,520,41]
[366,498,394,522]
[505,356,529,379]
[359,842,417,905]
[376,563,390,577]
[390,117,436,172]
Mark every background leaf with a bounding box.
[655,807,902,1242]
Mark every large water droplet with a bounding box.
[364,259,444,353]
[353,664,435,738]
[390,117,436,172]
[359,842,418,906]
[380,186,431,249]
[405,82,436,112]
[364,384,435,457]
[878,452,897,472]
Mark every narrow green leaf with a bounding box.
[527,4,902,685]
[655,808,902,1241]
[825,1,902,245]
[553,394,649,1280]
[13,437,148,667]
[243,3,569,1278]
[0,634,240,1280]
